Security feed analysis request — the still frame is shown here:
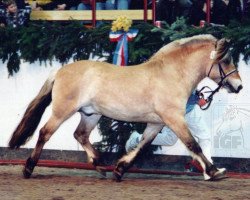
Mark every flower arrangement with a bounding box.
[111,16,132,32]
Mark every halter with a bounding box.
[197,63,238,110]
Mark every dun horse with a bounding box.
[9,35,242,181]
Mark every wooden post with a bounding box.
[92,0,96,27]
[152,0,156,24]
[144,0,148,22]
[206,0,211,23]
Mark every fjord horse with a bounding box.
[9,34,242,181]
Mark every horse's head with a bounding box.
[208,38,243,93]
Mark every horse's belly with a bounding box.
[97,106,162,123]
[80,104,161,123]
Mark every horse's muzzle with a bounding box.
[235,85,243,93]
[224,81,243,94]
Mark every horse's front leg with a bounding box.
[165,114,226,181]
[113,123,164,182]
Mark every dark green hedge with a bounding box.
[0,18,249,76]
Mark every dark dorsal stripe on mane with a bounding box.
[214,38,232,64]
[176,35,232,65]
[150,34,232,67]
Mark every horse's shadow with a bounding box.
[30,174,63,180]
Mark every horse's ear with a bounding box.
[214,38,231,63]
[216,38,231,49]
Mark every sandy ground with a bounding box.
[0,165,249,200]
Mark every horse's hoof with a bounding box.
[212,168,228,181]
[205,168,228,181]
[22,157,36,179]
[22,167,32,179]
[113,160,132,182]
[96,166,107,179]
[113,169,123,182]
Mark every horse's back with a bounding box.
[58,60,113,75]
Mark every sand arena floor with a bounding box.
[0,165,249,200]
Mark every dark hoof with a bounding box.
[96,166,107,179]
[211,168,228,181]
[113,159,132,182]
[206,168,228,181]
[113,169,123,182]
[113,161,128,182]
[92,157,107,179]
[22,167,32,179]
[23,157,36,179]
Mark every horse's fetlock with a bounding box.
[92,157,101,166]
[114,162,126,178]
[118,159,132,172]
[27,157,36,169]
[206,165,218,177]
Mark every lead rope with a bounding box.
[196,84,222,110]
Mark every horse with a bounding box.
[9,34,243,181]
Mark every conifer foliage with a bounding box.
[1,19,249,75]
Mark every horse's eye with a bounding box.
[223,55,232,65]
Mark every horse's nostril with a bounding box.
[237,85,243,93]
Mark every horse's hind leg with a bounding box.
[73,113,104,174]
[23,114,64,178]
[114,123,164,181]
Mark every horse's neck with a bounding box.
[150,49,209,92]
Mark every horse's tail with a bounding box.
[9,70,57,149]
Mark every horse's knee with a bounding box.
[38,127,51,143]
[73,131,80,140]
[74,131,88,144]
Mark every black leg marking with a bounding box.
[206,165,217,177]
[186,141,202,154]
[113,160,133,182]
[23,157,36,179]
[92,157,107,179]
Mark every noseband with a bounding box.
[197,63,238,110]
[207,63,238,84]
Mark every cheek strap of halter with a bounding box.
[197,63,238,110]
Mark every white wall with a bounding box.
[0,57,249,158]
[0,59,101,151]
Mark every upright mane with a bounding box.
[175,34,217,46]
[150,34,217,61]
[213,38,232,64]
